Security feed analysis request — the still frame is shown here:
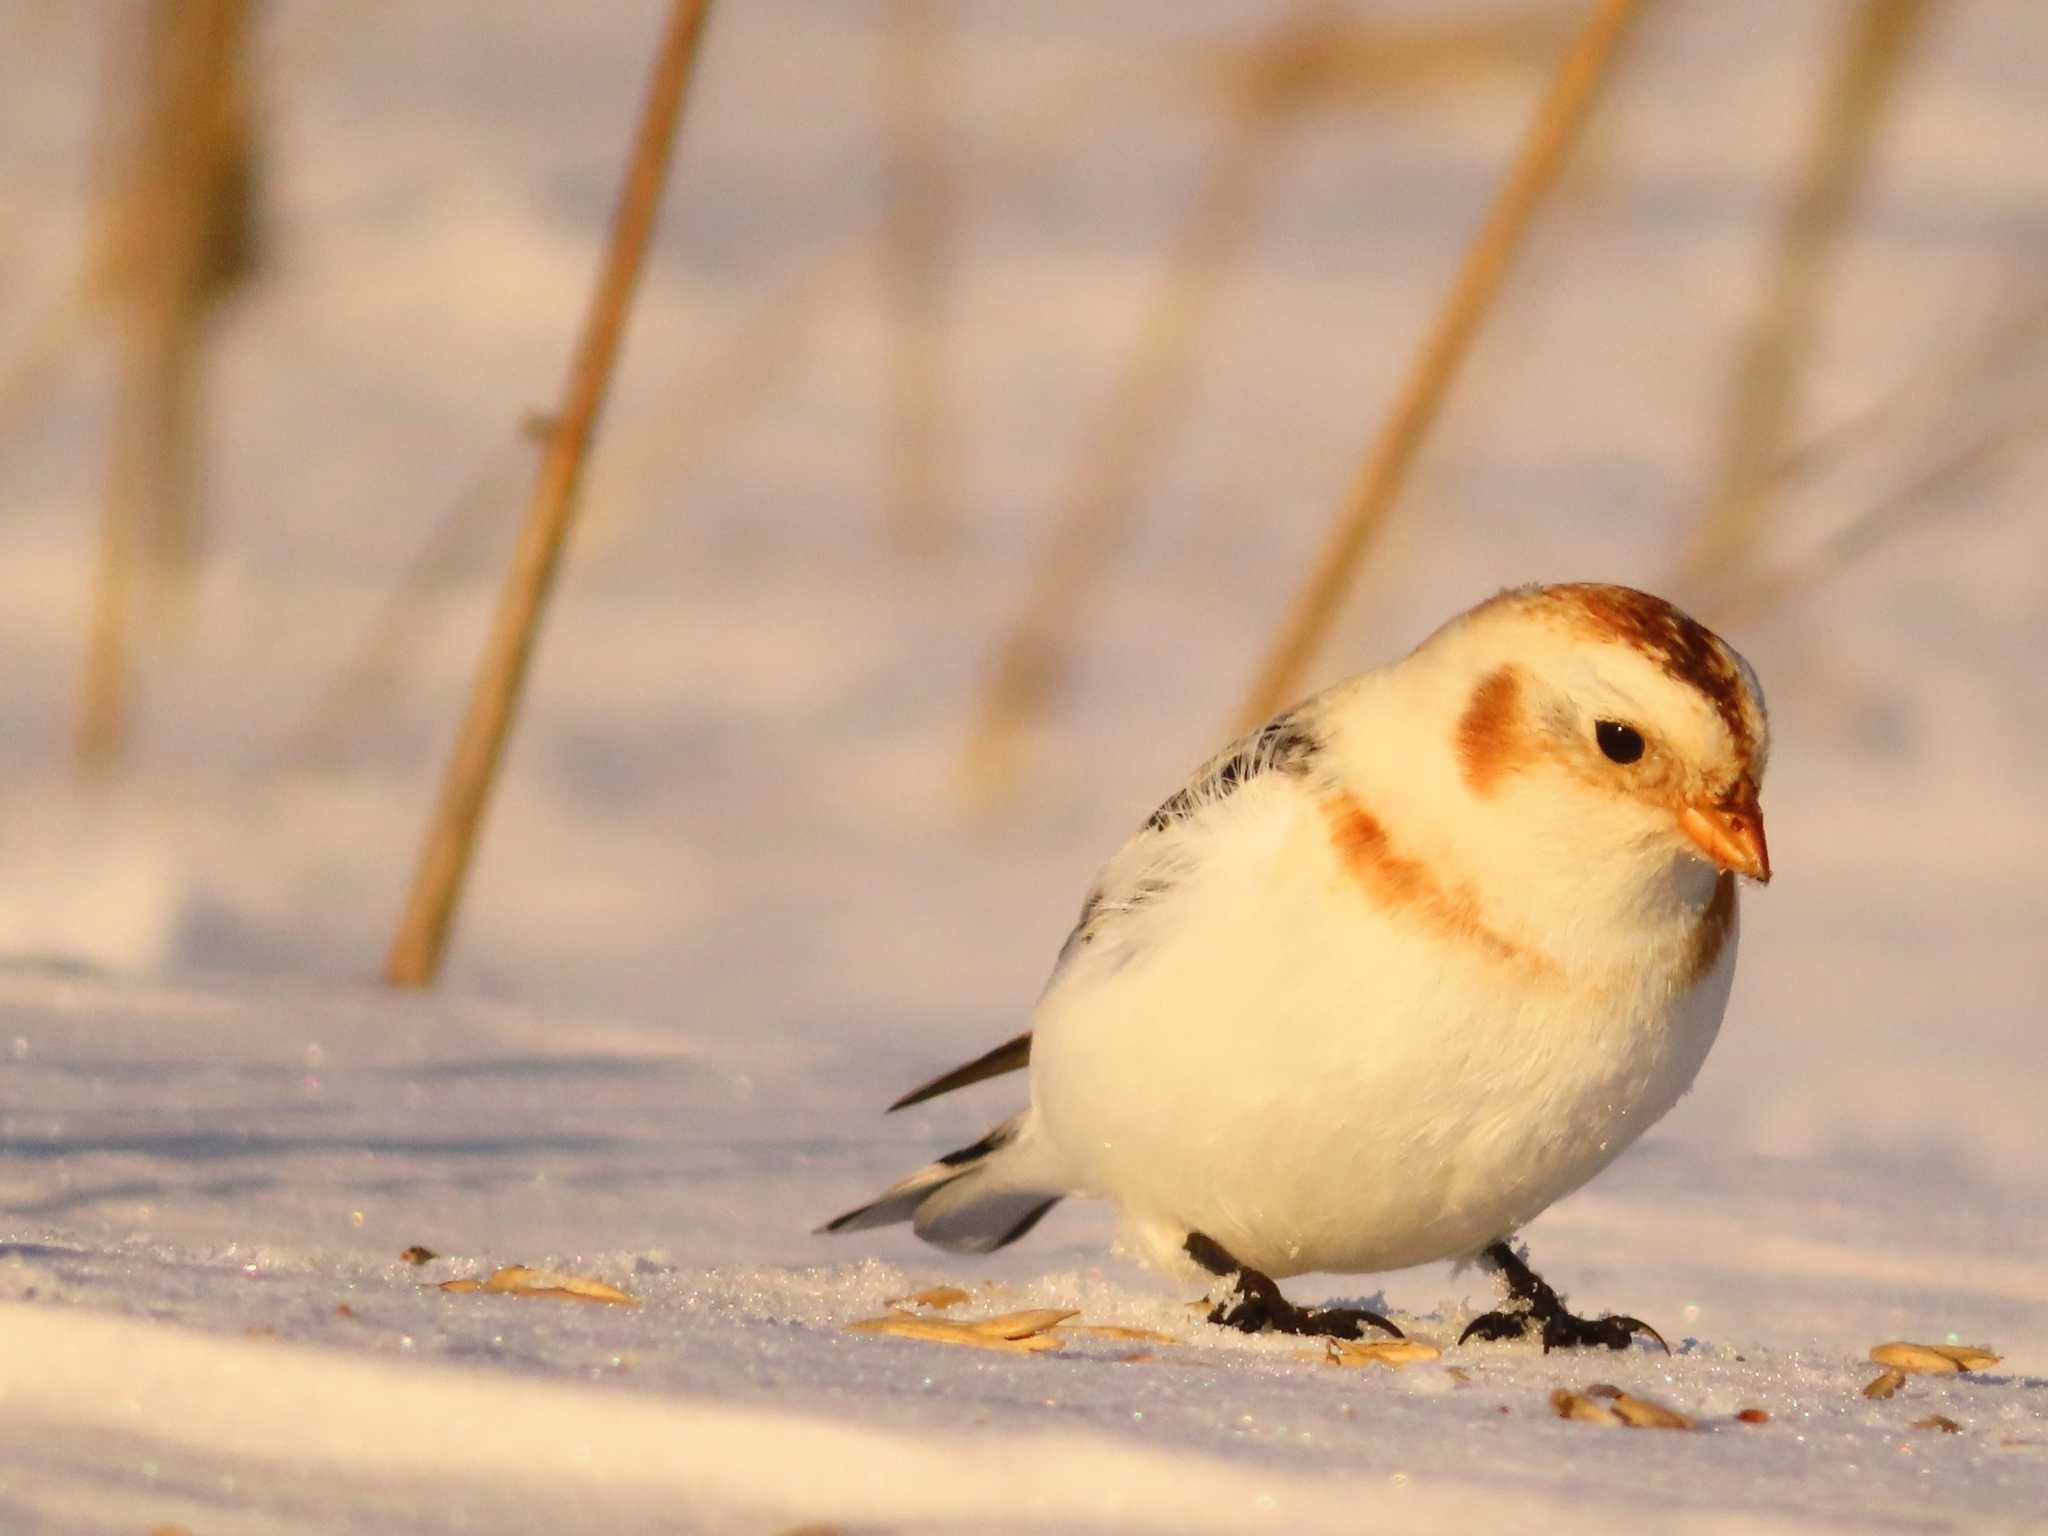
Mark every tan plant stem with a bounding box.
[1673,0,1935,599]
[955,6,1327,806]
[882,0,951,553]
[1231,0,1642,735]
[75,0,254,766]
[383,0,714,986]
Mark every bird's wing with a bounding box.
[887,1032,1032,1112]
[883,701,1330,1114]
[1135,703,1322,836]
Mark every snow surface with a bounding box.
[4,968,2045,1534]
[2,1,2045,1530]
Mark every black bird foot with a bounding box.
[1458,1304,1665,1353]
[1456,1240,1668,1355]
[1185,1232,1403,1341]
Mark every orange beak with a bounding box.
[1676,791,1771,883]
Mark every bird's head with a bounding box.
[1414,582,1770,887]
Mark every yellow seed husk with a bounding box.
[1870,1341,2000,1374]
[1862,1368,1906,1399]
[1321,1337,1443,1369]
[885,1285,971,1311]
[1553,1386,1691,1429]
[847,1307,1076,1353]
[972,1308,1080,1340]
[1608,1391,1695,1430]
[437,1265,637,1306]
[1552,1388,1626,1426]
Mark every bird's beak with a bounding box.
[1676,790,1771,883]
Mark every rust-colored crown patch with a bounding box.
[1536,584,1758,760]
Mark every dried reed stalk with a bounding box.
[76,0,256,766]
[0,295,93,439]
[1231,0,1642,734]
[577,242,868,556]
[286,434,539,770]
[1672,0,1935,599]
[578,53,1135,559]
[2,0,363,447]
[955,5,1325,805]
[882,0,951,552]
[320,32,1118,757]
[1715,393,2046,627]
[1192,1,1570,112]
[384,0,714,986]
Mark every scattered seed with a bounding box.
[438,1265,637,1306]
[1317,1337,1443,1369]
[982,1309,1078,1340]
[1609,1392,1694,1430]
[884,1285,971,1311]
[1552,1386,1692,1430]
[1736,1408,1770,1424]
[1863,1369,1906,1399]
[1553,1388,1625,1426]
[1911,1415,1962,1434]
[1870,1341,1999,1374]
[846,1307,1077,1354]
[400,1246,439,1265]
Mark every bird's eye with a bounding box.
[1595,720,1645,764]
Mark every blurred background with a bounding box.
[0,0,2042,1192]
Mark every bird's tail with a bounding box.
[817,1112,1065,1254]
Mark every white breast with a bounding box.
[1029,777,1736,1281]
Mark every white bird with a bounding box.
[825,583,1771,1350]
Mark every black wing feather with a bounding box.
[886,1031,1032,1113]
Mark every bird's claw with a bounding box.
[1187,1231,1403,1340]
[1458,1306,1667,1353]
[1549,1311,1667,1354]
[1459,1240,1669,1353]
[1210,1292,1404,1341]
[1457,1309,1531,1346]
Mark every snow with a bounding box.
[2,1,2045,1530]
[2,970,2044,1533]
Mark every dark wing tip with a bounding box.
[885,1032,1032,1113]
[990,1196,1060,1250]
[817,1192,895,1234]
[885,1082,943,1114]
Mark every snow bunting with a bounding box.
[825,583,1770,1350]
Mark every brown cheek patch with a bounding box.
[1455,665,1532,797]
[1679,872,1737,989]
[1322,794,1552,973]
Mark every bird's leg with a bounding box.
[1457,1240,1668,1353]
[1184,1232,1403,1340]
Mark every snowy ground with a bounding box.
[2,968,2044,1534]
[2,1,2046,1530]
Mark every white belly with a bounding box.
[1030,796,1735,1281]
